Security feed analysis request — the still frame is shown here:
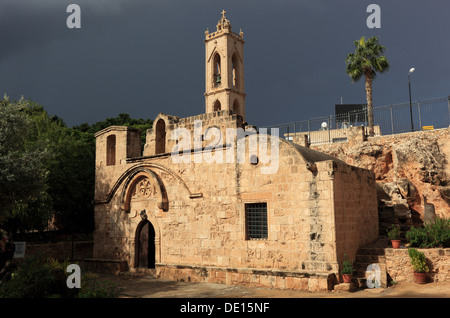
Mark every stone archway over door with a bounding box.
[136,220,156,268]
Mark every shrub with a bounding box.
[340,254,353,275]
[406,217,450,248]
[0,256,120,298]
[386,224,401,240]
[77,272,122,298]
[47,257,73,272]
[425,217,450,247]
[408,248,429,273]
[0,256,56,298]
[406,226,433,248]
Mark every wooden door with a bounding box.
[137,221,155,268]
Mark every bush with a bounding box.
[406,226,434,248]
[47,257,73,272]
[406,217,450,248]
[386,224,401,240]
[77,272,122,298]
[0,256,121,298]
[408,248,429,273]
[340,254,353,275]
[0,256,56,298]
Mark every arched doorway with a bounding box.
[135,219,156,268]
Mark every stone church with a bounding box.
[92,11,378,291]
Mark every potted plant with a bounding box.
[341,254,354,283]
[408,248,429,284]
[387,224,402,249]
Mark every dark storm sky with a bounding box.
[1,0,449,128]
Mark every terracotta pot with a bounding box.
[342,274,352,283]
[391,240,401,249]
[414,272,427,284]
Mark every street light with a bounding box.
[408,67,415,132]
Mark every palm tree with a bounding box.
[345,36,390,137]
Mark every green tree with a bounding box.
[73,113,153,148]
[24,102,95,234]
[1,97,95,235]
[2,98,152,236]
[345,36,390,137]
[0,96,49,224]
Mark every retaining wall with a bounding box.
[385,248,450,283]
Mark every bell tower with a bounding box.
[204,10,246,120]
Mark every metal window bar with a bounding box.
[245,203,268,240]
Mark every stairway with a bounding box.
[354,237,389,289]
[378,202,395,236]
[82,258,128,274]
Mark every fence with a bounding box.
[265,96,450,146]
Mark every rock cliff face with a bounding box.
[312,128,450,232]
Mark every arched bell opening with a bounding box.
[213,100,222,112]
[213,53,221,87]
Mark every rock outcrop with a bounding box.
[312,128,450,229]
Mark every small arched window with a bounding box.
[106,135,116,166]
[213,53,221,87]
[155,119,166,154]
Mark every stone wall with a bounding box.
[23,241,93,261]
[156,264,334,292]
[385,248,450,282]
[143,110,244,158]
[332,161,378,265]
[93,112,378,291]
[94,139,339,272]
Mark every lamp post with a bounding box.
[408,67,415,132]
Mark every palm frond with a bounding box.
[345,36,390,81]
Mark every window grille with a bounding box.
[245,203,268,240]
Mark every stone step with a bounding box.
[378,210,394,216]
[354,243,388,289]
[354,260,386,270]
[356,277,386,289]
[83,258,128,274]
[356,254,386,263]
[354,263,387,276]
[121,268,156,277]
[353,264,388,289]
[357,247,386,256]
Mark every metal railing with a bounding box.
[265,96,450,146]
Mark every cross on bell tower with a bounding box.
[204,10,246,120]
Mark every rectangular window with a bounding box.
[245,203,268,240]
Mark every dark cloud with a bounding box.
[1,0,449,128]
